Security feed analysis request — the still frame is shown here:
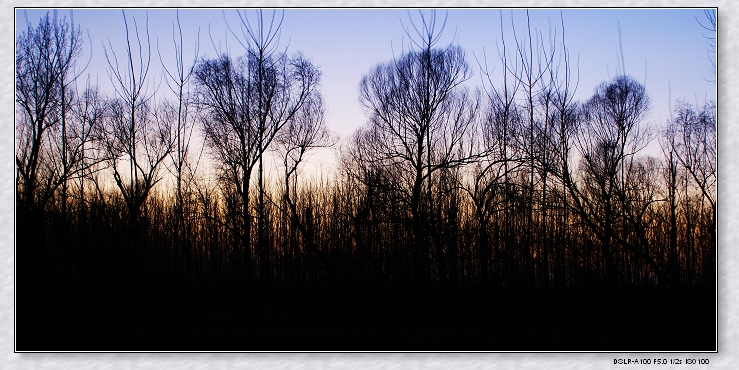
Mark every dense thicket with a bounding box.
[16,10,716,293]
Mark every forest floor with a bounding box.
[16,281,716,351]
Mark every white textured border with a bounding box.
[2,1,735,369]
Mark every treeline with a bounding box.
[16,10,716,293]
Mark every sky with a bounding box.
[14,7,717,178]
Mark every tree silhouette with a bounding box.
[16,11,85,214]
[567,75,658,285]
[664,100,717,282]
[102,11,173,225]
[356,10,482,282]
[274,92,335,275]
[697,9,716,82]
[195,10,321,281]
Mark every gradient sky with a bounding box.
[15,8,717,176]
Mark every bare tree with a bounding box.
[356,10,481,282]
[546,15,581,288]
[666,100,716,251]
[468,11,527,286]
[16,11,85,213]
[71,78,107,208]
[102,11,172,224]
[697,9,717,82]
[660,119,684,284]
[670,101,716,212]
[158,10,201,265]
[464,66,525,285]
[566,75,660,286]
[195,10,321,280]
[274,92,335,272]
[530,12,582,288]
[506,10,561,286]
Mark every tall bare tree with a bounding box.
[668,101,716,217]
[158,10,201,270]
[274,92,335,273]
[665,100,716,270]
[16,11,85,213]
[566,75,660,285]
[195,10,321,280]
[102,11,173,224]
[194,53,255,278]
[357,10,481,282]
[71,78,107,208]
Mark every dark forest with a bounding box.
[15,10,716,351]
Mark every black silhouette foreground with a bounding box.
[17,273,714,351]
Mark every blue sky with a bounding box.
[15,8,717,170]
